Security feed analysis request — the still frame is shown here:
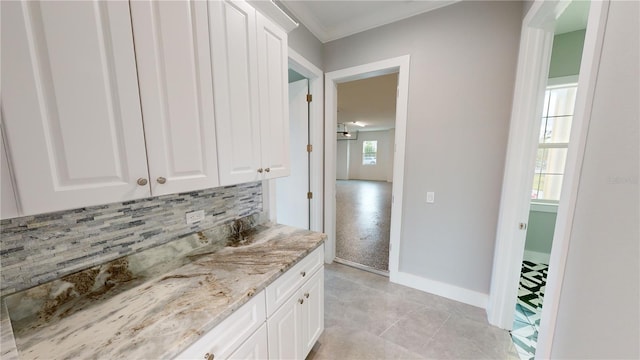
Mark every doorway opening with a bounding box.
[276,69,311,230]
[324,55,411,281]
[509,4,589,359]
[269,49,323,235]
[334,73,398,274]
[488,0,609,358]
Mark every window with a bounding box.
[531,84,577,202]
[362,140,377,165]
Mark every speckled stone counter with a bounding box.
[4,222,325,360]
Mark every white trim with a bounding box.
[269,49,324,234]
[247,0,298,33]
[536,2,609,358]
[324,55,411,275]
[334,257,390,277]
[394,271,488,309]
[530,202,558,213]
[487,0,557,332]
[487,1,610,359]
[523,250,550,265]
[546,74,579,87]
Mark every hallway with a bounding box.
[335,180,391,272]
[308,263,519,359]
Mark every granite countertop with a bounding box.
[4,222,325,360]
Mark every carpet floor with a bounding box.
[335,180,391,272]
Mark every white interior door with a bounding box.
[276,79,309,228]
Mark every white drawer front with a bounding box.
[266,246,324,317]
[175,290,266,360]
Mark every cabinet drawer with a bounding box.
[266,246,324,316]
[175,290,266,360]
[228,323,268,359]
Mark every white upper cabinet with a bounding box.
[1,0,290,216]
[130,1,220,196]
[209,0,262,186]
[257,13,290,180]
[1,1,150,215]
[210,0,290,185]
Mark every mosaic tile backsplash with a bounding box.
[0,182,263,296]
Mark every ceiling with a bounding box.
[337,73,398,132]
[279,0,459,43]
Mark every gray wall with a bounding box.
[288,22,323,70]
[549,30,586,79]
[324,1,523,294]
[551,1,639,357]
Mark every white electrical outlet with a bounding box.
[426,192,435,204]
[185,210,205,224]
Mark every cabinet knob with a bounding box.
[298,298,304,305]
[304,292,309,299]
[300,271,306,277]
[157,177,167,184]
[257,168,263,173]
[137,178,148,186]
[204,353,214,360]
[264,168,270,173]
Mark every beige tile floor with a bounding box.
[308,263,519,359]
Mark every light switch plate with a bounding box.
[186,210,205,224]
[426,192,435,203]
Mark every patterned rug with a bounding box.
[511,261,548,360]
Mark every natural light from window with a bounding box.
[362,140,377,165]
[532,84,577,202]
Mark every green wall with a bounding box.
[288,69,306,83]
[525,207,557,255]
[549,29,586,78]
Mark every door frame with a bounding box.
[267,49,324,233]
[486,1,609,358]
[324,55,411,276]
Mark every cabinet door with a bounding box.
[176,291,266,360]
[228,323,269,360]
[130,1,219,195]
[267,292,303,359]
[209,0,262,186]
[256,13,290,179]
[301,268,324,357]
[1,1,150,215]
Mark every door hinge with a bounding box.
[306,94,312,102]
[306,144,313,152]
[307,192,313,199]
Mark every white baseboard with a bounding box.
[523,250,550,265]
[390,271,488,309]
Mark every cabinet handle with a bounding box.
[298,298,304,305]
[257,168,263,173]
[304,292,309,299]
[204,353,214,360]
[300,271,306,277]
[157,177,167,184]
[264,168,270,173]
[137,178,148,186]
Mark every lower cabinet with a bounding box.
[175,246,324,360]
[228,323,269,360]
[267,269,324,359]
[175,290,267,360]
